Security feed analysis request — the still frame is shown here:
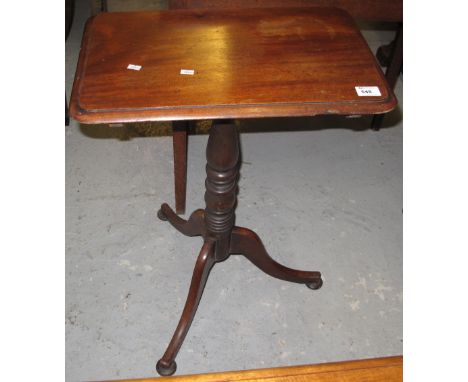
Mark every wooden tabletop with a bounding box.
[70,7,396,124]
[97,356,403,382]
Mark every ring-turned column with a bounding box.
[204,121,239,261]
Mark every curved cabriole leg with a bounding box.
[156,240,216,376]
[229,226,323,289]
[158,203,206,237]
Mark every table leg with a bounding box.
[172,121,188,215]
[156,121,322,376]
[156,239,216,376]
[230,227,323,289]
[65,94,70,126]
[372,24,403,131]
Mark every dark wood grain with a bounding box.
[169,0,403,22]
[70,7,396,123]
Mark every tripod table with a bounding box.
[70,6,396,376]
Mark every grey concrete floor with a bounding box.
[66,1,403,380]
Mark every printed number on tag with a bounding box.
[355,86,381,96]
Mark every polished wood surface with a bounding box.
[99,356,403,381]
[70,7,396,123]
[169,0,403,22]
[164,1,401,209]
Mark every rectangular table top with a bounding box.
[70,7,396,123]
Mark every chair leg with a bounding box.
[372,23,403,131]
[172,121,188,215]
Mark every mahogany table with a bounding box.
[70,7,396,376]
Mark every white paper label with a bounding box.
[180,69,195,75]
[355,86,381,96]
[127,64,142,71]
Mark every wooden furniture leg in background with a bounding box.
[156,121,322,376]
[372,24,403,130]
[172,121,188,215]
[66,95,70,126]
[377,40,395,67]
[90,0,107,16]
